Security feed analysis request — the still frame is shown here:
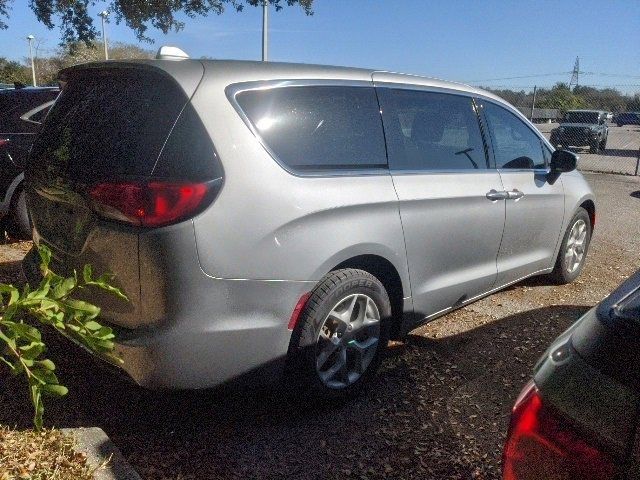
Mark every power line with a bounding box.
[463,72,570,83]
[581,72,640,79]
[463,71,640,84]
[469,83,640,90]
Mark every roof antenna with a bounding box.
[155,46,190,60]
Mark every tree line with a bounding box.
[0,42,153,86]
[485,83,640,114]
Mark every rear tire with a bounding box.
[589,141,599,154]
[287,269,391,399]
[7,190,31,239]
[549,207,591,284]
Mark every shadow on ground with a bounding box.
[0,299,589,479]
[599,148,640,159]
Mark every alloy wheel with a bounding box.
[564,219,587,273]
[315,294,381,389]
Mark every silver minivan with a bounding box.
[23,55,595,397]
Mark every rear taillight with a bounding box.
[503,381,616,480]
[0,138,9,147]
[89,181,210,227]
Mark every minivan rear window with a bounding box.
[30,68,186,181]
[235,85,387,172]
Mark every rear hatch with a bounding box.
[25,61,214,328]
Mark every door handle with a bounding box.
[486,189,509,201]
[507,189,525,200]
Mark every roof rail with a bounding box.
[155,45,190,60]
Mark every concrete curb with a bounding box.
[62,427,142,480]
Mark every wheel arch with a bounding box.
[579,199,596,231]
[331,254,407,340]
[0,173,24,218]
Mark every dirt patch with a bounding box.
[0,427,94,480]
[0,240,31,284]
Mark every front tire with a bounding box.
[287,269,391,398]
[549,207,591,284]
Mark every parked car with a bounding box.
[23,51,595,397]
[549,110,609,153]
[0,85,59,237]
[615,112,640,127]
[503,269,640,480]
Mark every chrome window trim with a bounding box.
[19,100,56,125]
[225,79,390,178]
[373,81,478,99]
[389,169,500,176]
[498,168,552,175]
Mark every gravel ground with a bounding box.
[1,173,639,479]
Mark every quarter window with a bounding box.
[377,88,488,171]
[236,86,387,172]
[483,103,545,169]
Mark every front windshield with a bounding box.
[563,111,599,123]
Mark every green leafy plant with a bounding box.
[0,245,127,430]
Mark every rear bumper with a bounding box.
[23,247,314,389]
[114,276,312,389]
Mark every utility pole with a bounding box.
[262,0,268,61]
[98,10,109,60]
[26,35,36,86]
[530,85,537,122]
[569,57,580,89]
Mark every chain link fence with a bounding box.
[473,83,640,175]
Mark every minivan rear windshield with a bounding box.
[30,68,186,181]
[563,112,599,123]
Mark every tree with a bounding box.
[0,41,153,85]
[0,246,125,430]
[535,83,587,113]
[485,83,640,114]
[0,0,314,44]
[36,41,154,84]
[0,57,30,85]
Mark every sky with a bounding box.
[1,0,639,92]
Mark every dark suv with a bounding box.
[615,112,640,127]
[0,85,59,237]
[550,110,608,153]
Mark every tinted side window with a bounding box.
[483,103,545,169]
[153,103,223,181]
[377,88,487,171]
[236,86,387,172]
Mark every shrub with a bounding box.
[0,245,126,430]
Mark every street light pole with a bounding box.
[262,0,268,61]
[26,35,36,86]
[98,10,109,60]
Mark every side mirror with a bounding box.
[550,149,577,174]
